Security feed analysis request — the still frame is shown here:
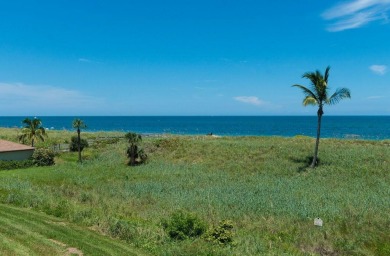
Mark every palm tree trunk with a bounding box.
[77,129,82,163]
[130,144,136,166]
[311,108,323,168]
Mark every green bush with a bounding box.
[162,210,207,240]
[205,220,235,245]
[0,160,34,171]
[126,146,147,166]
[32,148,55,166]
[125,132,147,166]
[69,136,89,152]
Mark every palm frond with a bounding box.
[37,134,45,142]
[125,132,142,143]
[292,84,318,102]
[324,66,330,83]
[18,134,27,143]
[22,118,32,127]
[302,70,328,100]
[327,88,351,105]
[302,72,320,87]
[303,96,318,106]
[72,118,87,129]
[19,118,47,146]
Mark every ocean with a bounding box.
[1,116,389,140]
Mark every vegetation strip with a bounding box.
[0,204,147,255]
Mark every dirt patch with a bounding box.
[314,245,339,256]
[66,247,83,256]
[48,239,84,256]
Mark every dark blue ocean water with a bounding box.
[1,116,389,140]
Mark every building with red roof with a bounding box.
[0,140,35,161]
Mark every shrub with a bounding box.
[126,146,147,166]
[0,160,34,170]
[125,132,147,166]
[69,136,89,152]
[205,220,235,245]
[32,148,55,166]
[162,210,207,240]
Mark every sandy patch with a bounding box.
[48,239,84,256]
[66,247,83,256]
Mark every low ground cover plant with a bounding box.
[0,160,34,170]
[162,210,207,240]
[205,220,235,246]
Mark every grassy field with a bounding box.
[0,128,389,255]
[0,204,148,256]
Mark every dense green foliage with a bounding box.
[18,117,47,147]
[0,160,34,171]
[125,132,147,165]
[0,129,389,255]
[31,148,55,166]
[205,220,235,245]
[162,210,207,240]
[69,136,89,152]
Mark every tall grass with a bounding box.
[0,129,389,255]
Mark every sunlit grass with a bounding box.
[0,129,389,255]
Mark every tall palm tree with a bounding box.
[72,118,87,163]
[18,118,47,147]
[293,66,351,168]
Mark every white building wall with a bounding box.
[0,150,34,161]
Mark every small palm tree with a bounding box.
[72,118,87,163]
[293,66,351,168]
[125,132,146,166]
[19,118,47,147]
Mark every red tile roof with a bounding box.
[0,140,35,153]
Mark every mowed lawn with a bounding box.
[0,131,389,255]
[0,204,147,256]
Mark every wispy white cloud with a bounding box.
[234,96,265,106]
[369,64,387,75]
[322,0,390,32]
[0,82,104,115]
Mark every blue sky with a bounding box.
[0,0,389,116]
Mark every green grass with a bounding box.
[0,129,389,255]
[0,204,148,255]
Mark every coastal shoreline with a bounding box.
[1,127,389,143]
